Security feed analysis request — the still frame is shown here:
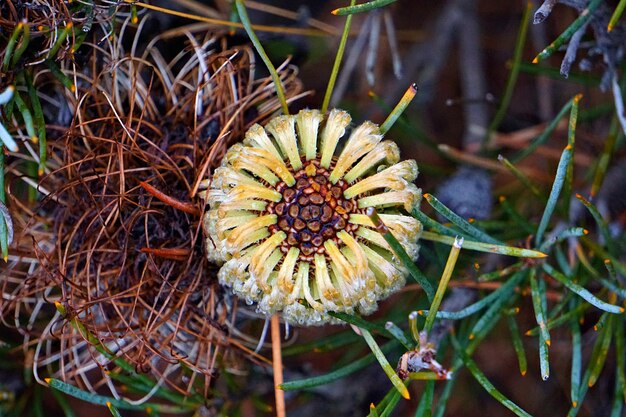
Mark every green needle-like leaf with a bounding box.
[420,271,525,320]
[280,341,399,390]
[535,94,581,245]
[421,231,546,258]
[587,314,613,387]
[487,1,532,141]
[530,269,551,346]
[533,0,602,63]
[512,96,577,163]
[361,328,410,399]
[107,402,122,417]
[543,264,624,314]
[424,193,501,245]
[235,0,289,115]
[46,379,192,414]
[423,237,462,333]
[607,0,626,31]
[569,306,582,408]
[368,207,434,300]
[322,0,357,113]
[507,315,528,376]
[454,338,533,417]
[332,0,397,15]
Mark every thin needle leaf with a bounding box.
[530,269,551,346]
[507,315,528,376]
[575,193,616,255]
[535,94,581,245]
[534,145,573,244]
[539,332,550,380]
[2,23,23,71]
[498,155,544,200]
[420,271,525,320]
[421,231,546,258]
[332,0,397,15]
[384,321,413,350]
[608,0,626,31]
[569,306,582,408]
[25,72,47,175]
[412,209,459,238]
[415,381,434,417]
[512,96,576,163]
[615,316,626,404]
[361,328,410,399]
[235,0,289,114]
[107,402,122,417]
[45,379,191,413]
[454,339,533,417]
[423,193,501,245]
[543,264,624,314]
[423,237,463,333]
[379,83,418,135]
[367,207,434,300]
[280,341,398,390]
[533,0,603,63]
[587,314,613,387]
[322,0,357,113]
[486,1,532,141]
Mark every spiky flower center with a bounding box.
[266,160,360,261]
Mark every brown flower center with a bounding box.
[266,160,360,261]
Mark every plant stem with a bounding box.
[322,0,357,114]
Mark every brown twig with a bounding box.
[271,315,286,417]
[139,181,200,216]
[139,247,190,260]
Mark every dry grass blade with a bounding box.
[1,16,303,403]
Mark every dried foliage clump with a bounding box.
[1,15,303,401]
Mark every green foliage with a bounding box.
[2,0,626,416]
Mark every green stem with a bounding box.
[235,0,289,115]
[533,0,603,63]
[379,83,417,135]
[333,0,397,15]
[2,22,23,71]
[421,231,546,258]
[608,0,626,31]
[361,328,410,399]
[485,1,532,145]
[423,237,462,333]
[367,207,434,300]
[321,0,357,114]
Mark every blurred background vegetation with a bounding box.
[1,0,626,416]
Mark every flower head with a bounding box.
[203,109,422,325]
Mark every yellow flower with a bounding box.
[201,109,422,325]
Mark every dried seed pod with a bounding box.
[202,109,422,325]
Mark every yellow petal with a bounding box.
[314,254,340,307]
[320,109,351,168]
[226,214,277,252]
[357,183,421,212]
[277,247,300,294]
[337,230,368,276]
[249,231,286,280]
[244,123,282,160]
[266,115,302,170]
[253,248,283,293]
[330,121,382,183]
[228,144,280,185]
[296,109,322,161]
[344,141,400,183]
[242,146,295,186]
